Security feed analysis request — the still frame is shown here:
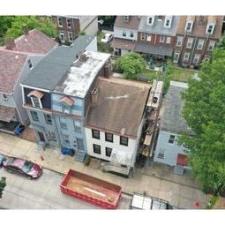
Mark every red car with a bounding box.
[3,157,42,179]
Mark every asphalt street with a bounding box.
[0,167,131,209]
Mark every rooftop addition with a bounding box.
[54,51,111,98]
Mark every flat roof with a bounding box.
[54,51,111,98]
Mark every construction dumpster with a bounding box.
[60,169,122,209]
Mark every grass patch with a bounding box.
[170,66,196,82]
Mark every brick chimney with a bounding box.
[5,38,16,50]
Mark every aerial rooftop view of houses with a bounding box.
[0,15,225,211]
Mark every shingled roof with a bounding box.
[114,16,141,30]
[86,77,150,138]
[8,29,57,54]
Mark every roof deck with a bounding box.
[54,51,111,98]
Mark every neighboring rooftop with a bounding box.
[0,49,27,93]
[114,16,141,30]
[6,29,57,54]
[21,35,95,91]
[86,77,150,138]
[111,38,136,51]
[54,51,110,98]
[176,16,223,39]
[138,16,179,36]
[160,81,190,134]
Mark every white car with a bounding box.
[101,33,113,43]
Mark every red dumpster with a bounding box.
[60,169,122,209]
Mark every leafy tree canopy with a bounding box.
[115,53,146,80]
[181,47,225,195]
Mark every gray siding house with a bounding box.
[21,35,111,162]
[154,81,191,169]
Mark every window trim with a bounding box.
[159,36,165,43]
[176,36,183,47]
[185,21,193,32]
[120,136,128,146]
[197,39,205,50]
[173,52,180,63]
[92,129,100,139]
[66,18,72,28]
[30,96,43,109]
[44,113,52,125]
[30,110,39,122]
[57,17,63,27]
[105,147,112,157]
[105,132,113,143]
[68,31,73,42]
[93,144,101,154]
[168,135,175,144]
[186,38,194,49]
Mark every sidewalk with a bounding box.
[0,132,223,209]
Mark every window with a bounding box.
[47,131,56,142]
[206,24,215,35]
[76,138,84,150]
[60,122,67,130]
[67,18,72,28]
[93,144,101,154]
[193,54,201,64]
[147,34,152,42]
[166,37,171,44]
[57,17,63,27]
[122,31,126,37]
[176,36,183,47]
[159,36,165,43]
[68,32,73,42]
[30,111,39,122]
[186,38,194,49]
[59,32,65,42]
[105,132,113,142]
[197,39,205,50]
[185,21,193,32]
[44,113,52,125]
[173,52,180,63]
[208,40,216,51]
[147,16,154,25]
[62,104,71,114]
[168,135,175,144]
[31,96,41,108]
[157,152,165,159]
[124,16,129,22]
[120,136,128,146]
[92,129,100,139]
[62,134,70,145]
[183,52,190,62]
[27,59,33,69]
[130,32,134,38]
[105,147,112,157]
[140,33,145,41]
[164,16,172,28]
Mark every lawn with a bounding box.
[170,66,197,82]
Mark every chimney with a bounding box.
[91,88,98,105]
[23,27,30,35]
[5,38,16,50]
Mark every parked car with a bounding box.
[0,154,6,167]
[3,157,42,179]
[101,33,113,43]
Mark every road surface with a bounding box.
[0,168,131,209]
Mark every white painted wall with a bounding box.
[85,36,97,52]
[85,128,138,167]
[154,130,188,166]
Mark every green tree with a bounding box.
[0,16,15,45]
[5,16,57,41]
[181,48,225,195]
[115,53,146,80]
[0,177,6,199]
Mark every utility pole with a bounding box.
[0,177,6,199]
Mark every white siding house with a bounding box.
[154,81,190,168]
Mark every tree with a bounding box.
[181,47,225,195]
[115,53,146,80]
[0,177,6,199]
[0,16,15,45]
[5,16,57,41]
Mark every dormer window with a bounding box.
[206,23,215,35]
[28,90,44,109]
[59,96,74,114]
[185,21,193,32]
[147,16,155,26]
[164,16,173,28]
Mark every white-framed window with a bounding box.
[30,110,39,122]
[176,36,183,46]
[183,52,190,62]
[197,39,205,50]
[66,18,72,29]
[185,21,193,32]
[31,96,42,109]
[193,54,201,64]
[57,17,63,27]
[164,16,173,28]
[130,32,134,38]
[168,135,175,144]
[59,31,65,42]
[147,34,152,42]
[122,31,126,37]
[208,40,216,51]
[147,16,155,25]
[166,37,171,44]
[186,38,194,49]
[206,23,215,35]
[159,36,165,43]
[140,33,145,41]
[173,52,180,63]
[44,113,52,125]
[68,32,73,42]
